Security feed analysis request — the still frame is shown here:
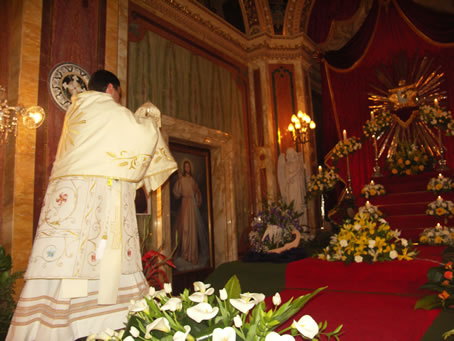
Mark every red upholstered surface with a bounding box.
[274,289,440,341]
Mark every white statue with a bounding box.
[277,147,308,225]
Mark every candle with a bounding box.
[437,195,443,202]
[318,165,322,174]
[438,173,443,179]
[366,201,371,208]
[371,111,375,121]
[436,223,442,229]
[343,129,347,141]
[434,98,438,106]
[370,180,375,185]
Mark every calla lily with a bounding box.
[194,281,211,292]
[233,315,242,328]
[189,287,215,302]
[212,327,236,341]
[272,292,281,306]
[124,337,134,341]
[240,292,265,304]
[229,298,256,314]
[219,288,228,300]
[173,325,191,341]
[155,289,168,298]
[129,326,140,337]
[187,302,219,323]
[292,315,319,339]
[161,297,182,311]
[164,282,173,294]
[145,317,171,337]
[148,286,156,297]
[128,298,148,312]
[265,332,295,341]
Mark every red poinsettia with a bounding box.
[142,250,176,289]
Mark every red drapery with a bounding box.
[319,0,454,196]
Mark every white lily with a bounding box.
[229,297,256,314]
[187,302,219,323]
[400,238,408,247]
[129,326,140,337]
[164,282,173,294]
[219,288,228,300]
[189,287,215,303]
[212,326,236,341]
[173,325,191,341]
[194,281,211,292]
[145,317,171,337]
[233,314,242,328]
[292,315,319,339]
[124,336,134,341]
[272,292,281,306]
[240,292,265,304]
[128,298,148,312]
[161,297,183,311]
[148,286,156,297]
[265,332,295,341]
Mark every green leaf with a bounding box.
[414,294,442,310]
[224,275,241,299]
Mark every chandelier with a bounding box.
[0,86,45,143]
[288,110,316,146]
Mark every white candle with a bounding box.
[343,129,347,141]
[318,165,322,174]
[371,111,375,121]
[370,180,375,185]
[366,201,371,208]
[437,195,443,202]
[434,98,438,106]
[436,223,442,229]
[438,173,443,178]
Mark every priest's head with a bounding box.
[88,69,122,103]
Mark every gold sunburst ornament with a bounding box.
[365,53,453,172]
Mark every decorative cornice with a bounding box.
[131,0,318,65]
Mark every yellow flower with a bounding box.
[398,158,403,164]
[313,185,318,191]
[397,248,414,260]
[419,165,425,171]
[414,156,419,162]
[436,208,447,216]
[405,160,411,165]
[435,184,442,190]
[405,169,412,175]
[420,236,427,242]
[392,168,398,174]
[435,236,444,244]
[370,189,376,196]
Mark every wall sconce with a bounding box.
[288,110,316,146]
[0,85,45,144]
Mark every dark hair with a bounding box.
[88,70,120,92]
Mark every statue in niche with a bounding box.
[277,147,307,224]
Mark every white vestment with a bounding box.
[7,91,177,341]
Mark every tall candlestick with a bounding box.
[343,129,347,141]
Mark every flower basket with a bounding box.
[360,181,386,199]
[248,201,313,254]
[318,203,417,264]
[426,197,454,218]
[87,276,343,341]
[419,224,454,246]
[330,136,362,164]
[426,174,454,195]
[387,143,431,176]
[307,168,340,199]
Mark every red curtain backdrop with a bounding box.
[318,0,454,196]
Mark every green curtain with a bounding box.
[128,31,249,241]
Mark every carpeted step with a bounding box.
[377,202,430,216]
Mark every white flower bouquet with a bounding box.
[362,109,392,138]
[360,181,386,199]
[419,104,453,130]
[87,277,343,341]
[330,136,362,164]
[307,168,340,198]
[318,202,417,264]
[427,174,454,194]
[419,223,454,246]
[426,196,454,217]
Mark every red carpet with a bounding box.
[357,170,454,241]
[270,246,445,340]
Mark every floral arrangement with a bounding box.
[387,143,430,176]
[360,181,386,199]
[418,104,453,130]
[87,277,343,341]
[318,203,417,264]
[426,196,454,218]
[446,119,454,136]
[362,110,393,138]
[307,167,340,198]
[426,174,454,194]
[248,201,313,253]
[415,261,454,310]
[419,223,454,246]
[330,136,362,164]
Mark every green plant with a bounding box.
[0,246,23,340]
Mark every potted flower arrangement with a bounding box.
[418,104,453,130]
[318,203,417,264]
[330,136,362,164]
[426,196,454,218]
[307,167,340,199]
[419,223,454,246]
[362,109,392,138]
[415,261,454,310]
[426,174,454,194]
[387,143,430,176]
[87,276,343,340]
[248,201,313,254]
[360,180,386,199]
